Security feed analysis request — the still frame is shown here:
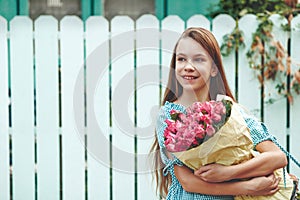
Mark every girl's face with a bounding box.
[175,37,216,95]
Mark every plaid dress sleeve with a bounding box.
[242,112,276,149]
[242,110,300,177]
[156,101,184,174]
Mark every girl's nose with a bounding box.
[184,61,195,71]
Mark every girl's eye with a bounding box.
[194,58,205,62]
[177,57,186,62]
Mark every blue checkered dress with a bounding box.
[156,101,277,200]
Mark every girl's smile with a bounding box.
[182,75,199,80]
[182,74,198,79]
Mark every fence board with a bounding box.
[60,16,85,200]
[136,14,159,200]
[161,16,184,90]
[238,14,260,116]
[212,14,236,98]
[35,16,60,200]
[290,15,300,177]
[186,14,210,30]
[10,16,35,199]
[85,16,110,200]
[264,14,289,147]
[111,16,135,200]
[0,16,9,200]
[290,97,300,178]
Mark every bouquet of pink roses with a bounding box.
[164,99,232,153]
[164,95,294,200]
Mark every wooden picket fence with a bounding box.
[0,13,300,200]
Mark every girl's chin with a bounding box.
[181,84,208,93]
[181,86,199,92]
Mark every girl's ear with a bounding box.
[211,64,218,77]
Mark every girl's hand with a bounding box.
[245,173,280,196]
[194,163,232,182]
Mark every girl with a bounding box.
[150,27,288,200]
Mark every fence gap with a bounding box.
[261,43,265,122]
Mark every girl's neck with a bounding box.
[176,91,209,107]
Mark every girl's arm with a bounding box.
[174,164,280,195]
[194,140,287,182]
[230,140,287,179]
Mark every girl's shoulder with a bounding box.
[161,101,186,114]
[236,105,276,148]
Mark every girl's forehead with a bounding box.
[176,37,208,57]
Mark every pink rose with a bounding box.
[206,124,216,136]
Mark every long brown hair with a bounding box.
[150,27,235,198]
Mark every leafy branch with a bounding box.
[213,0,300,103]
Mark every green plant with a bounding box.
[212,0,300,103]
[220,26,245,57]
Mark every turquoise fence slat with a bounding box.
[60,16,85,200]
[212,14,236,97]
[10,16,35,199]
[238,14,260,116]
[186,14,210,30]
[86,16,110,200]
[290,14,300,178]
[35,16,60,200]
[161,15,184,90]
[136,14,160,200]
[0,14,299,200]
[0,16,9,200]
[264,14,289,147]
[111,15,135,200]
